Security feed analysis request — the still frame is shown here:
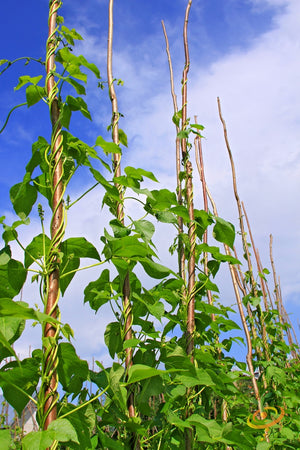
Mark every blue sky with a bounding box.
[0,0,299,362]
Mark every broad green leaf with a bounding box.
[61,237,100,261]
[90,168,120,201]
[213,217,235,249]
[172,109,182,127]
[0,357,40,416]
[26,85,45,107]
[22,431,54,450]
[0,246,11,265]
[0,298,59,325]
[66,77,86,95]
[58,404,93,449]
[133,219,155,243]
[24,233,51,268]
[124,166,158,182]
[0,314,25,345]
[110,235,153,258]
[10,179,37,218]
[77,54,100,78]
[0,328,19,361]
[95,135,121,154]
[104,322,122,358]
[61,103,71,129]
[191,123,205,130]
[48,418,79,443]
[109,363,127,411]
[98,429,125,449]
[84,269,112,312]
[110,219,130,238]
[118,128,128,147]
[60,255,80,296]
[57,343,89,395]
[170,205,190,222]
[0,429,12,450]
[0,260,27,299]
[139,258,171,279]
[127,364,161,384]
[167,410,190,430]
[14,75,43,91]
[66,95,91,120]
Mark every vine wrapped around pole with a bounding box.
[107,0,135,423]
[39,0,65,431]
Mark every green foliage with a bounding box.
[0,3,298,449]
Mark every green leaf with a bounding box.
[66,77,86,95]
[60,255,80,296]
[0,260,27,299]
[47,418,79,443]
[127,364,162,384]
[14,75,43,91]
[110,235,153,259]
[84,269,112,312]
[110,219,130,238]
[61,237,100,261]
[90,168,120,201]
[66,95,92,120]
[0,246,11,265]
[0,328,19,361]
[0,357,40,416]
[57,343,89,395]
[95,135,121,155]
[124,166,158,182]
[0,299,60,326]
[118,128,128,147]
[10,179,37,218]
[26,85,45,107]
[22,431,54,450]
[0,429,12,450]
[133,219,155,243]
[139,258,171,279]
[172,109,182,127]
[104,322,122,358]
[24,233,51,268]
[213,217,235,249]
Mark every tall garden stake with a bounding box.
[40,0,64,431]
[107,0,135,422]
[161,20,185,282]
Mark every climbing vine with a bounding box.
[0,1,299,450]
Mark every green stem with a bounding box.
[66,182,99,209]
[0,103,27,134]
[0,57,44,76]
[58,387,108,420]
[60,260,107,279]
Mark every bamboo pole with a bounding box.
[161,20,185,282]
[107,0,135,425]
[42,0,64,431]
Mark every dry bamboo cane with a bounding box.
[42,0,64,432]
[241,202,271,363]
[203,182,265,424]
[107,0,135,428]
[161,20,185,282]
[217,97,270,370]
[269,234,284,341]
[181,2,195,449]
[194,122,214,309]
[242,202,269,311]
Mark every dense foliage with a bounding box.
[0,1,299,449]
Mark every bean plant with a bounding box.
[0,1,299,449]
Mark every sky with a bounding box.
[0,0,299,364]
